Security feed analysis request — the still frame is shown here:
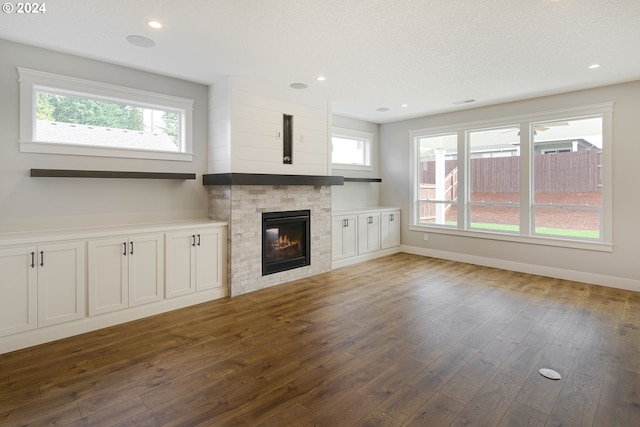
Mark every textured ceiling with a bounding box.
[1,0,639,123]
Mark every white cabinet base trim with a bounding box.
[332,246,401,269]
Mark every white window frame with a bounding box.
[331,127,374,171]
[409,103,613,252]
[18,67,194,161]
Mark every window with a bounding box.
[417,133,458,227]
[331,127,373,169]
[532,117,603,239]
[410,103,613,251]
[469,126,520,233]
[18,67,193,161]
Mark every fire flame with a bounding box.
[272,234,300,250]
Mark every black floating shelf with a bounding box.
[202,173,344,186]
[343,177,382,183]
[31,169,196,180]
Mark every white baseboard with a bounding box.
[0,287,227,355]
[401,245,640,293]
[332,246,401,269]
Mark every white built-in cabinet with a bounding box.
[0,246,36,336]
[0,220,227,354]
[88,233,163,316]
[165,227,225,298]
[331,214,358,260]
[358,213,381,254]
[0,241,84,336]
[381,211,401,249]
[331,208,401,267]
[37,241,85,327]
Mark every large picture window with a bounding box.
[19,67,194,161]
[410,103,613,251]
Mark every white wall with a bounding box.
[0,39,210,233]
[331,115,382,210]
[380,81,640,290]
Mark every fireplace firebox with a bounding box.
[262,210,310,276]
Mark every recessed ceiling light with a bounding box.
[147,20,162,29]
[290,83,308,89]
[401,104,408,108]
[126,35,156,48]
[316,76,326,81]
[588,63,601,69]
[376,107,390,112]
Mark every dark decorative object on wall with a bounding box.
[283,114,293,164]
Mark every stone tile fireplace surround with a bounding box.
[208,185,332,296]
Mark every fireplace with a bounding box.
[262,210,311,276]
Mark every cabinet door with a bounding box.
[128,233,164,306]
[196,228,224,291]
[0,246,37,337]
[37,241,86,327]
[88,237,129,316]
[381,211,401,249]
[165,230,196,298]
[343,216,358,258]
[332,215,357,260]
[358,213,380,254]
[331,216,346,260]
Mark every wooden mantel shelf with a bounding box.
[202,173,344,186]
[343,177,382,183]
[30,169,196,180]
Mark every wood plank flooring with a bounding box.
[1,253,639,426]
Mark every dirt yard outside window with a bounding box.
[446,192,601,231]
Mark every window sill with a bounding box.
[331,164,374,172]
[409,224,613,252]
[20,141,193,162]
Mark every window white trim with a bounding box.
[409,103,614,251]
[408,103,614,138]
[18,67,194,161]
[331,126,374,171]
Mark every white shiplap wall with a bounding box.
[208,76,330,175]
[208,77,232,174]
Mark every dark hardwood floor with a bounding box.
[1,253,639,426]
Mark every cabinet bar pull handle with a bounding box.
[40,251,44,267]
[192,235,196,247]
[31,251,35,268]
[130,241,134,255]
[123,242,127,256]
[197,234,201,246]
[368,216,373,224]
[390,214,394,221]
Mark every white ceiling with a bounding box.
[1,0,639,124]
